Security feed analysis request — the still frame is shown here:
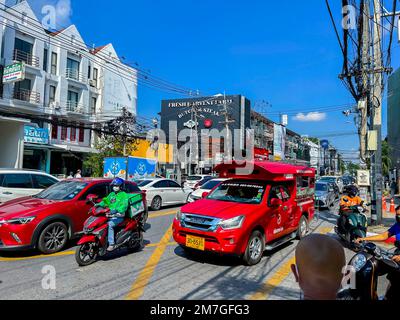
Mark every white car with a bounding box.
[136,178,193,210]
[188,178,228,202]
[183,175,213,189]
[0,169,59,203]
[318,176,344,193]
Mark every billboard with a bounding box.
[102,68,137,116]
[3,62,25,83]
[24,125,49,145]
[273,124,286,160]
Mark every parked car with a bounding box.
[0,169,59,204]
[137,178,192,210]
[315,181,336,209]
[173,161,316,266]
[318,176,344,193]
[183,175,213,189]
[0,179,146,253]
[188,178,228,202]
[327,181,340,199]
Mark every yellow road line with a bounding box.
[148,210,177,219]
[125,224,173,300]
[0,250,75,262]
[248,226,333,300]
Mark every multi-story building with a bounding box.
[0,1,137,176]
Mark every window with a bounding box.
[281,186,291,202]
[90,96,97,114]
[14,38,33,55]
[124,183,141,193]
[51,124,58,139]
[153,180,169,188]
[67,58,80,79]
[268,186,283,206]
[43,48,48,72]
[32,174,58,189]
[88,65,91,79]
[80,183,109,201]
[49,85,56,103]
[78,123,85,142]
[168,180,181,188]
[70,123,76,141]
[3,174,33,189]
[93,68,98,87]
[297,176,309,189]
[51,52,58,75]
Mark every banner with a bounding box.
[273,124,286,160]
[3,62,25,83]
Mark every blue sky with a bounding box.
[26,0,400,160]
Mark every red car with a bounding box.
[173,161,316,265]
[0,179,146,254]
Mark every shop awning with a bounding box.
[51,144,99,154]
[24,143,64,150]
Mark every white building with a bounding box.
[0,0,137,175]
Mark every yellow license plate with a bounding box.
[186,235,205,251]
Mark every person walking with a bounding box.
[74,169,82,178]
[390,178,397,200]
[67,171,74,179]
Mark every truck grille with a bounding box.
[181,214,221,232]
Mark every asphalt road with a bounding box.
[0,201,392,300]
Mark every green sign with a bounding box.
[3,62,25,83]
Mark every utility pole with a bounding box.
[219,92,235,162]
[122,107,128,157]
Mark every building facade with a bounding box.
[0,1,137,176]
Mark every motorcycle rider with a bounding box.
[337,185,364,234]
[356,205,400,263]
[96,178,129,251]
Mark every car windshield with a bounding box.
[201,180,223,190]
[136,180,153,187]
[187,176,202,181]
[207,181,266,204]
[33,181,88,200]
[316,183,328,192]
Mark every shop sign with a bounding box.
[3,62,25,83]
[24,125,49,144]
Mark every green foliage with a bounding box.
[382,139,392,177]
[346,161,361,176]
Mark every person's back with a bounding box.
[291,234,345,300]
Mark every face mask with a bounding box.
[113,186,120,192]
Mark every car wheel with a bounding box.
[296,215,309,240]
[243,231,265,266]
[38,222,68,254]
[151,196,162,211]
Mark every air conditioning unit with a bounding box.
[49,101,60,110]
[89,80,96,87]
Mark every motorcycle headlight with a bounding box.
[219,216,245,230]
[351,254,367,272]
[0,217,36,225]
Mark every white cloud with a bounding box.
[293,112,327,122]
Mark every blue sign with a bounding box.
[320,139,329,150]
[103,157,127,179]
[127,157,156,181]
[24,125,49,144]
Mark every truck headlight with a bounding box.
[175,209,186,221]
[351,254,367,272]
[1,217,36,225]
[219,216,245,230]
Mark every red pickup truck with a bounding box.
[173,161,316,265]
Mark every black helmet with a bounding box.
[346,185,358,197]
[110,177,124,187]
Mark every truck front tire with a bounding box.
[243,231,265,266]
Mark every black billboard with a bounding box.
[160,95,251,140]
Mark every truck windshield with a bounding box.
[315,183,328,192]
[33,181,88,200]
[207,182,266,204]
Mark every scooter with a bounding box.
[75,196,146,266]
[338,242,400,300]
[334,205,368,243]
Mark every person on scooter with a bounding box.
[337,185,364,234]
[96,178,129,251]
[356,205,400,263]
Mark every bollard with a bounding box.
[390,198,396,214]
[382,196,387,212]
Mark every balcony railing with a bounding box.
[66,68,86,83]
[13,88,40,104]
[13,49,40,68]
[66,100,85,113]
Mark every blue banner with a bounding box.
[24,125,49,144]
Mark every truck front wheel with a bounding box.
[243,231,265,266]
[296,215,309,240]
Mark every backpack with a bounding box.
[126,193,145,219]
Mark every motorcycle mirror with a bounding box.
[86,194,99,204]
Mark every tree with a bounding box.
[346,161,360,176]
[382,139,392,177]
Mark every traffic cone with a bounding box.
[390,198,396,214]
[382,196,387,212]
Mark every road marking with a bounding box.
[125,224,173,300]
[148,210,177,219]
[248,226,333,300]
[0,250,75,262]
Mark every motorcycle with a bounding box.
[335,205,368,243]
[75,195,146,266]
[338,241,400,300]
